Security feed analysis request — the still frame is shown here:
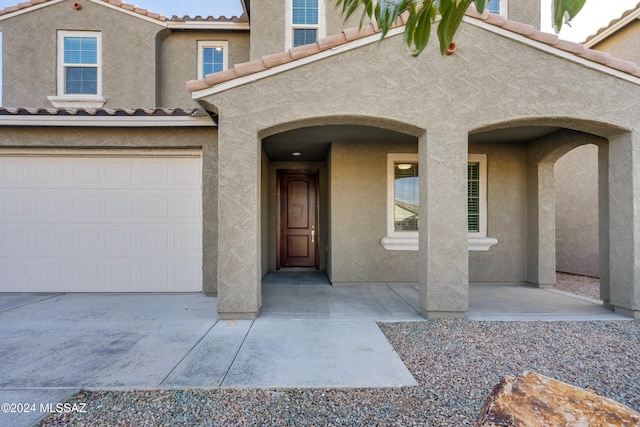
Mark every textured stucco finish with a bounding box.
[329,141,418,284]
[0,0,162,108]
[468,142,527,284]
[507,0,540,30]
[249,0,286,61]
[0,0,249,109]
[160,31,250,107]
[198,21,640,318]
[0,126,218,293]
[590,20,640,64]
[555,144,599,277]
[249,0,362,61]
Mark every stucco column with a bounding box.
[598,141,610,306]
[526,158,556,287]
[418,128,469,319]
[607,131,640,319]
[216,118,262,319]
[202,141,218,294]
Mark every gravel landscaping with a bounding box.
[37,274,639,426]
[38,319,640,427]
[555,272,601,300]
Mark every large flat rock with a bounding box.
[476,371,640,426]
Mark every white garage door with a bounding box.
[0,151,202,292]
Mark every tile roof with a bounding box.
[0,0,247,23]
[0,107,200,116]
[187,8,640,94]
[583,2,640,45]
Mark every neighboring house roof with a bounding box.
[187,8,640,96]
[0,107,215,127]
[583,2,640,48]
[0,0,249,29]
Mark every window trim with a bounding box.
[486,0,508,16]
[197,40,229,80]
[381,153,497,251]
[285,0,326,50]
[49,30,105,108]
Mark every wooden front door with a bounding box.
[277,170,319,269]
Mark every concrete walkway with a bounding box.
[0,275,629,427]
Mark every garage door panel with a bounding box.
[0,155,202,292]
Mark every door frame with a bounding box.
[276,168,320,270]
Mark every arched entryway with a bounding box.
[468,118,638,316]
[259,117,422,287]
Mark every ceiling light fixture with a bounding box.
[397,164,412,170]
[292,152,302,156]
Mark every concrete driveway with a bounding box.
[0,278,628,427]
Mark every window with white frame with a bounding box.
[197,41,228,79]
[486,0,507,15]
[381,153,497,251]
[287,0,325,49]
[49,31,104,108]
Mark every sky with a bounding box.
[0,0,638,103]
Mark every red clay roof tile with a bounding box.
[234,59,267,77]
[529,30,559,46]
[262,51,294,69]
[205,69,238,87]
[290,42,321,59]
[317,33,348,51]
[0,0,245,23]
[502,20,535,37]
[584,2,640,44]
[174,8,636,94]
[579,49,611,65]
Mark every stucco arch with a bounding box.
[258,115,425,140]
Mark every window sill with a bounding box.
[381,235,498,251]
[47,95,106,109]
[468,236,498,251]
[381,235,418,251]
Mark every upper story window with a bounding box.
[486,0,507,15]
[48,31,105,108]
[63,35,98,94]
[381,153,497,251]
[287,0,325,49]
[197,41,228,79]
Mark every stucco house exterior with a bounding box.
[555,2,640,279]
[1,0,640,320]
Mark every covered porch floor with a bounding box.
[262,271,628,321]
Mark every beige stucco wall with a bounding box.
[329,141,418,284]
[249,0,286,60]
[507,0,540,30]
[199,20,640,318]
[590,20,640,64]
[0,126,219,293]
[555,144,599,277]
[159,31,250,107]
[249,0,363,61]
[0,0,163,108]
[468,142,528,283]
[327,141,528,285]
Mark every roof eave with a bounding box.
[166,21,249,31]
[191,27,405,99]
[0,0,64,22]
[466,16,640,85]
[584,8,640,48]
[0,115,216,127]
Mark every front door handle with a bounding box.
[311,226,315,243]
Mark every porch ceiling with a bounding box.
[262,125,416,162]
[262,125,562,162]
[469,126,561,144]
